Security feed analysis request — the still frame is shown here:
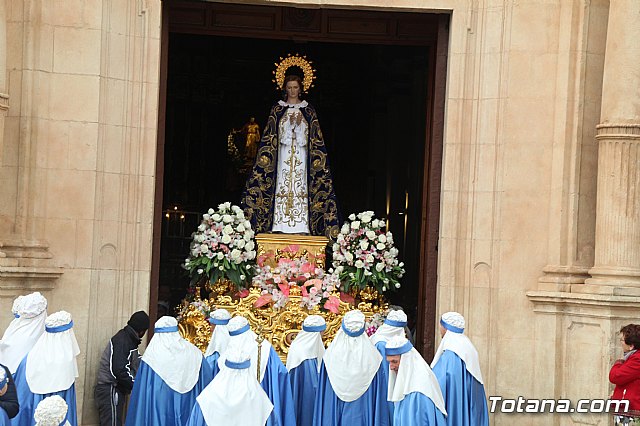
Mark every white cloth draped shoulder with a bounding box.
[198,351,273,426]
[142,316,204,394]
[286,316,325,372]
[0,292,48,374]
[204,310,231,358]
[26,311,79,394]
[217,324,271,382]
[272,100,310,234]
[323,311,382,402]
[370,310,407,346]
[430,330,484,384]
[388,346,447,416]
[0,310,46,374]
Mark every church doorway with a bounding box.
[152,0,448,357]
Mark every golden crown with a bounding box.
[272,54,316,92]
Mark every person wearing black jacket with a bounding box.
[94,311,149,426]
[0,363,19,420]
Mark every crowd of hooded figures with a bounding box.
[0,291,490,426]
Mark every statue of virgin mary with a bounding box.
[241,58,340,239]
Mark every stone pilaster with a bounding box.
[586,0,640,288]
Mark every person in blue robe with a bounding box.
[220,316,296,426]
[124,316,212,426]
[0,364,18,424]
[11,311,79,426]
[203,309,231,380]
[286,315,326,426]
[240,73,340,239]
[370,309,408,420]
[385,336,447,426]
[186,348,273,426]
[312,310,391,426]
[430,312,489,426]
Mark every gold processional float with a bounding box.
[177,55,404,362]
[178,233,390,362]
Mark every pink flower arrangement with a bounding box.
[252,252,341,312]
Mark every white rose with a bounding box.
[236,239,246,249]
[376,243,385,250]
[237,224,246,233]
[221,234,231,244]
[366,254,374,264]
[236,210,245,220]
[395,283,401,288]
[244,220,251,229]
[240,275,246,281]
[333,243,339,252]
[218,203,227,211]
[230,249,241,260]
[348,214,356,221]
[203,214,210,220]
[372,219,379,228]
[223,224,234,235]
[336,265,344,273]
[378,234,387,243]
[359,240,368,250]
[361,213,372,223]
[375,263,384,272]
[345,252,354,262]
[197,224,206,232]
[247,250,256,259]
[366,230,375,240]
[232,205,242,214]
[341,224,350,234]
[200,244,208,252]
[222,214,233,223]
[217,252,224,260]
[355,260,364,268]
[208,208,214,214]
[224,202,231,209]
[245,241,255,251]
[212,214,221,222]
[350,220,360,229]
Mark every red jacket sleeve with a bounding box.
[610,354,640,386]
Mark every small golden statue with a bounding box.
[242,117,261,166]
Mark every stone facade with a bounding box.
[0,0,637,425]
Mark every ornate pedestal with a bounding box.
[255,233,329,268]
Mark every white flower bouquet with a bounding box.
[183,202,257,291]
[332,211,405,294]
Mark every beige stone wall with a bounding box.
[0,0,160,423]
[1,0,637,424]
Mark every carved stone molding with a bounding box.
[596,123,640,139]
[0,93,9,113]
[539,264,591,288]
[527,290,640,319]
[0,239,63,297]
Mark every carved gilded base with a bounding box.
[178,284,388,362]
[255,233,329,268]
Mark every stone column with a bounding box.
[587,0,640,288]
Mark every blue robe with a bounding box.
[312,363,391,426]
[261,347,296,426]
[204,353,220,380]
[374,341,395,420]
[184,402,207,426]
[289,359,320,426]
[10,357,77,426]
[393,392,447,426]
[124,358,213,426]
[431,350,489,426]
